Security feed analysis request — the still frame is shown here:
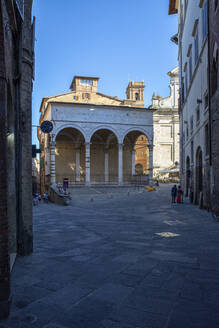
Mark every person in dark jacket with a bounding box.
[171,185,177,203]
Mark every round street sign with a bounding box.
[40,120,53,134]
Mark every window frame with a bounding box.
[194,30,199,66]
[202,1,208,41]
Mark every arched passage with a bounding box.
[55,127,85,185]
[90,129,118,184]
[123,131,149,184]
[186,156,190,197]
[196,147,203,202]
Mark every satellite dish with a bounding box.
[40,121,53,134]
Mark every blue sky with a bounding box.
[32,0,178,145]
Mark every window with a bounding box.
[191,140,194,163]
[190,116,193,135]
[186,125,189,139]
[189,52,193,83]
[194,32,199,66]
[73,96,76,100]
[205,124,209,155]
[135,93,140,100]
[80,80,93,86]
[85,93,89,99]
[215,0,218,11]
[212,49,218,95]
[196,105,200,123]
[185,70,188,96]
[202,1,208,40]
[204,92,208,109]
[181,78,185,104]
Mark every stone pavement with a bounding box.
[2,184,219,328]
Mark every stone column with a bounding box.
[85,143,90,185]
[131,149,136,176]
[148,144,154,186]
[50,141,56,185]
[75,149,81,182]
[118,144,123,185]
[104,150,109,183]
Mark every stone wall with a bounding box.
[0,0,34,318]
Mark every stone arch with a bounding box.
[55,127,86,185]
[89,125,120,144]
[122,129,150,183]
[122,127,151,145]
[54,123,86,142]
[90,128,119,184]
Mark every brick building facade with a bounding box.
[0,0,34,318]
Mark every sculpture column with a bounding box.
[131,149,136,176]
[50,141,56,185]
[75,149,81,182]
[148,144,154,186]
[104,150,109,183]
[118,144,123,185]
[85,143,90,185]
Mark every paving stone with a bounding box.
[42,323,73,328]
[2,185,219,328]
[124,292,174,315]
[89,283,133,304]
[108,306,167,328]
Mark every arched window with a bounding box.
[212,47,218,95]
[135,93,140,101]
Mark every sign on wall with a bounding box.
[40,121,53,134]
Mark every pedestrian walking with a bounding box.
[43,193,48,203]
[33,194,38,206]
[171,185,177,203]
[176,185,183,204]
